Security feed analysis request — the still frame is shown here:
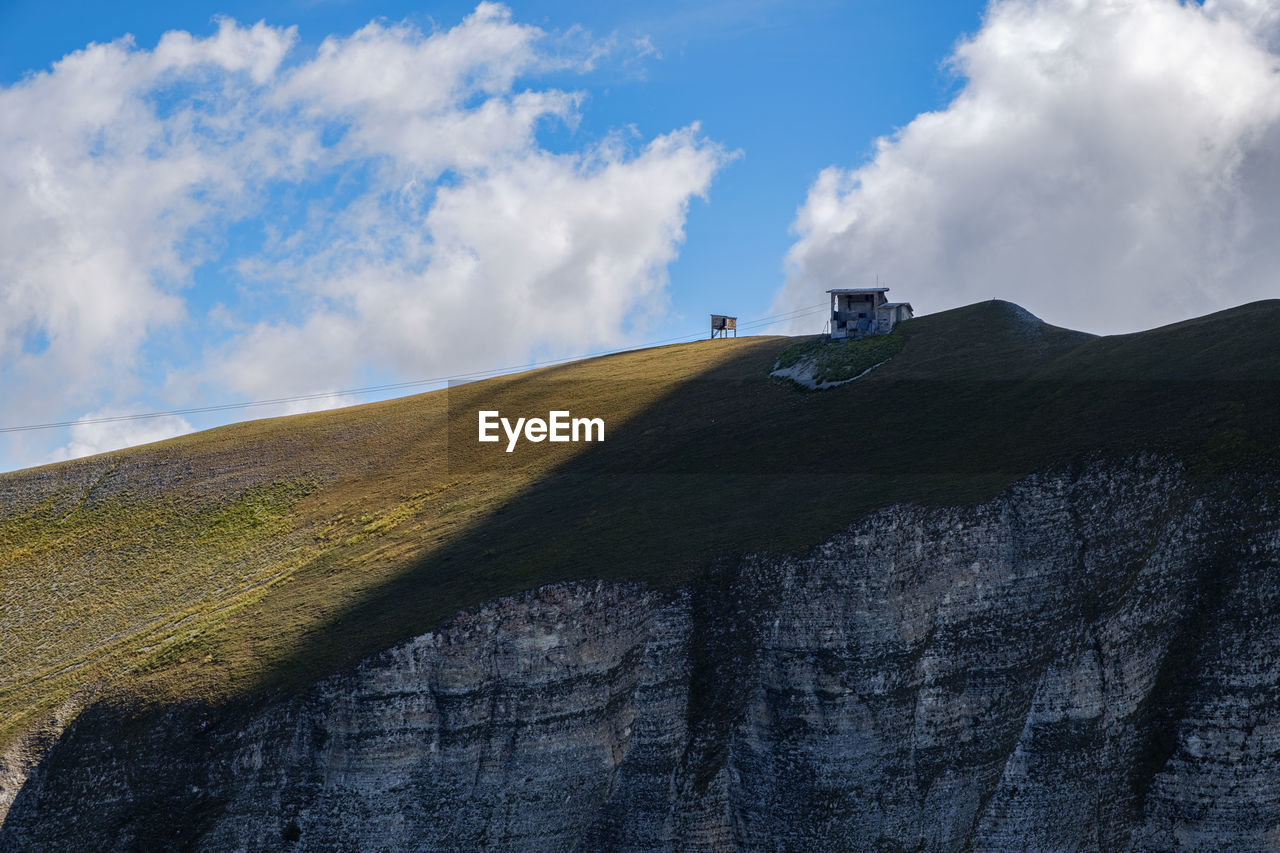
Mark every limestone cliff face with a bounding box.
[4,456,1280,851]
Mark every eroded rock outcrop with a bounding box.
[4,456,1279,851]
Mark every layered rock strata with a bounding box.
[4,457,1279,851]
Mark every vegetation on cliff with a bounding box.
[772,329,906,386]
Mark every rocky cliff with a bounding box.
[3,455,1279,851]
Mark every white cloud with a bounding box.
[1205,0,1280,46]
[776,0,1280,335]
[212,124,726,397]
[0,5,726,469]
[192,11,728,399]
[276,5,566,175]
[0,18,298,415]
[48,410,195,463]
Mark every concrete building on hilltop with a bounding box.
[827,288,913,339]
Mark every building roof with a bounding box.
[827,288,889,294]
[880,302,912,310]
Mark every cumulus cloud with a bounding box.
[206,9,727,398]
[212,124,724,397]
[0,20,296,395]
[776,0,1280,335]
[47,410,195,463]
[0,4,727,468]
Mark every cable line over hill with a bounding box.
[0,304,828,435]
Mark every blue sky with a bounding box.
[2,0,1279,471]
[0,0,984,338]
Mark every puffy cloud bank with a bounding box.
[777,0,1280,334]
[0,3,727,465]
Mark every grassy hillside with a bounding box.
[5,299,1280,746]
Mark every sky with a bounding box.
[1,0,1278,472]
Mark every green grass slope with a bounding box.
[4,298,1280,746]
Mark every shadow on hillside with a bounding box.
[3,334,1041,847]
[234,341,1042,699]
[236,314,1280,700]
[9,302,1280,847]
